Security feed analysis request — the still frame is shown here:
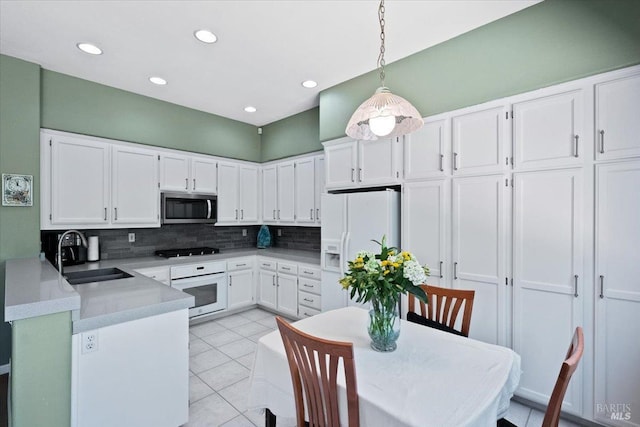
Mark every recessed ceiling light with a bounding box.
[149,76,167,85]
[77,43,102,55]
[244,106,257,113]
[194,29,218,44]
[302,80,318,88]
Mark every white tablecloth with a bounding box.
[248,307,521,427]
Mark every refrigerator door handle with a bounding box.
[340,231,349,275]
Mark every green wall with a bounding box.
[41,70,261,162]
[0,54,41,362]
[319,0,640,141]
[261,107,321,162]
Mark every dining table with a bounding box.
[247,306,521,427]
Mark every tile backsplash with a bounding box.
[41,225,320,260]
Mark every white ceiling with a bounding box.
[0,0,540,126]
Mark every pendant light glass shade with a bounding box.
[345,87,423,140]
[345,0,424,141]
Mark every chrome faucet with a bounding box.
[57,230,88,276]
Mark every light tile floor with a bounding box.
[184,308,583,427]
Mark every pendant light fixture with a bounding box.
[345,0,423,140]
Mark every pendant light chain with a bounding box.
[377,0,386,87]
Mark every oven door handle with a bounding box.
[206,199,212,219]
[170,273,227,289]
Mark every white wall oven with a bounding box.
[170,261,227,318]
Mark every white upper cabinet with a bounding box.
[325,140,357,189]
[277,162,295,223]
[314,156,324,224]
[295,158,315,224]
[238,165,259,223]
[596,73,640,161]
[159,153,190,192]
[160,153,217,194]
[262,165,278,223]
[594,160,640,426]
[452,106,507,175]
[217,162,259,224]
[49,135,110,226]
[217,162,239,222]
[513,90,584,170]
[358,137,399,185]
[404,119,447,180]
[452,174,508,346]
[512,169,583,414]
[324,138,400,190]
[112,145,159,226]
[191,157,218,194]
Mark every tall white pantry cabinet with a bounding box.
[399,66,640,426]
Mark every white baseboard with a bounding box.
[0,363,9,375]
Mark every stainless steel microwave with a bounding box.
[161,192,217,224]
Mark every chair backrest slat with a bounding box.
[408,284,475,337]
[277,317,360,427]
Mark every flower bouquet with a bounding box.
[339,236,429,351]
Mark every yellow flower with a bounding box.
[388,250,395,256]
[354,262,364,269]
[339,277,350,289]
[355,257,364,263]
[392,262,400,268]
[381,260,389,266]
[383,270,390,275]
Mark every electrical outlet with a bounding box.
[277,229,282,237]
[128,232,135,243]
[242,229,247,237]
[82,331,98,354]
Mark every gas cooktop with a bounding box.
[155,247,220,258]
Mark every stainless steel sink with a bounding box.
[64,267,133,285]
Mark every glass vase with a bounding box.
[367,298,400,352]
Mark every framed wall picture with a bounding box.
[2,174,33,206]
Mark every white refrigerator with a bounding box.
[321,189,400,311]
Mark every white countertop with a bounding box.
[5,247,320,333]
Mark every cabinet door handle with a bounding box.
[439,154,444,172]
[229,276,232,286]
[235,209,238,220]
[303,298,313,302]
[185,178,188,190]
[453,262,458,280]
[278,210,280,220]
[351,168,355,182]
[104,207,107,221]
[453,153,458,171]
[574,274,579,297]
[573,135,579,158]
[439,261,443,278]
[310,208,313,220]
[236,263,246,267]
[599,275,604,298]
[599,130,605,154]
[241,209,244,220]
[358,168,362,182]
[272,275,275,286]
[316,208,319,221]
[303,284,313,288]
[114,207,118,221]
[272,209,276,220]
[193,178,196,190]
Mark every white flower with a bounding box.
[364,258,381,273]
[356,250,375,260]
[403,259,428,285]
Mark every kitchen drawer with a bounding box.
[258,258,276,271]
[298,264,321,280]
[298,277,321,295]
[298,290,321,310]
[134,266,170,285]
[298,306,321,318]
[278,262,298,275]
[227,258,254,271]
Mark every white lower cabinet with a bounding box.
[512,168,584,414]
[594,160,640,427]
[452,174,509,346]
[258,269,277,311]
[227,258,255,310]
[71,310,189,427]
[276,272,298,318]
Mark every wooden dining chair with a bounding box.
[407,284,475,337]
[275,316,360,427]
[498,326,584,427]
